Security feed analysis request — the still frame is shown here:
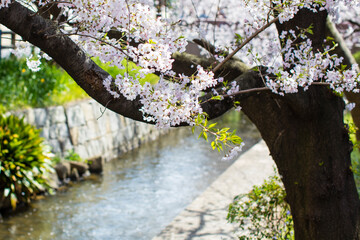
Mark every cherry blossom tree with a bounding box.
[1,0,360,239]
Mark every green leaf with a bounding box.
[211,141,216,150]
[203,132,208,141]
[220,128,230,132]
[208,123,217,129]
[10,193,17,210]
[211,96,223,101]
[231,135,242,145]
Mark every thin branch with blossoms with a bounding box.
[212,16,280,73]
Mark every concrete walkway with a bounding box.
[152,140,275,240]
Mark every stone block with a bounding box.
[48,139,61,154]
[49,125,58,139]
[112,131,124,148]
[80,101,96,122]
[74,145,89,159]
[57,123,70,140]
[34,108,48,127]
[119,115,126,127]
[96,114,110,135]
[86,120,100,139]
[23,109,35,124]
[40,127,50,140]
[68,161,89,176]
[124,125,135,140]
[49,123,69,140]
[65,104,86,128]
[69,127,79,146]
[48,106,66,124]
[87,156,104,173]
[77,126,91,144]
[62,139,73,153]
[101,135,113,152]
[70,168,80,181]
[108,113,120,132]
[86,139,103,157]
[55,162,71,181]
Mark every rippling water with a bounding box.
[0,111,260,240]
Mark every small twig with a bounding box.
[226,87,271,97]
[310,82,330,86]
[212,16,279,73]
[47,32,132,58]
[202,87,270,104]
[97,100,112,120]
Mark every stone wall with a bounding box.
[14,99,166,161]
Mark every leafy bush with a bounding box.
[0,57,63,110]
[0,114,54,210]
[52,149,83,164]
[227,173,294,240]
[0,56,88,111]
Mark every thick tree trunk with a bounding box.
[238,7,360,239]
[240,84,360,239]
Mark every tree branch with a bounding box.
[0,2,265,126]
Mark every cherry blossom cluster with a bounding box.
[11,41,51,72]
[265,37,360,95]
[222,142,245,161]
[104,65,218,128]
[331,3,360,51]
[0,0,9,8]
[57,0,187,75]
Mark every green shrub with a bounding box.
[0,114,54,210]
[227,173,294,240]
[0,57,64,109]
[0,56,88,111]
[52,149,83,164]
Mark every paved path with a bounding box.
[152,140,275,240]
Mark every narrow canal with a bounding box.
[0,111,260,240]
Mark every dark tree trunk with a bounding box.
[237,7,360,239]
[240,84,360,239]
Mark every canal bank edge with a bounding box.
[12,99,168,161]
[152,140,274,240]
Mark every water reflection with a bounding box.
[0,111,260,240]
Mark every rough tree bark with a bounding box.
[259,8,360,239]
[1,2,360,239]
[239,78,360,239]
